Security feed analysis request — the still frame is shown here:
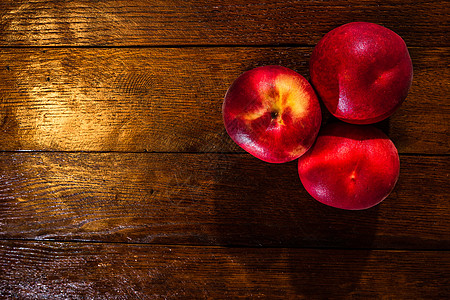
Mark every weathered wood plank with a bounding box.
[0,0,448,47]
[0,241,448,299]
[0,153,448,249]
[0,47,448,153]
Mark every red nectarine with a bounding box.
[298,122,400,210]
[310,22,413,124]
[223,66,322,163]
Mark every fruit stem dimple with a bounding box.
[271,111,279,119]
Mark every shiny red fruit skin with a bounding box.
[298,122,400,210]
[223,65,322,163]
[310,22,413,124]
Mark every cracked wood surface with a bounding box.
[0,47,447,153]
[0,0,448,47]
[0,0,449,298]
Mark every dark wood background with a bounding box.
[0,1,448,299]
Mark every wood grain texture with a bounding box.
[1,240,448,299]
[0,1,447,298]
[0,152,448,249]
[0,0,448,47]
[0,47,448,153]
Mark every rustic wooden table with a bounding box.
[0,1,448,299]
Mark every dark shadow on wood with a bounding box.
[212,151,380,296]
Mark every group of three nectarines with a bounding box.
[222,22,413,210]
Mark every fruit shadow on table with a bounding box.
[211,148,380,296]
